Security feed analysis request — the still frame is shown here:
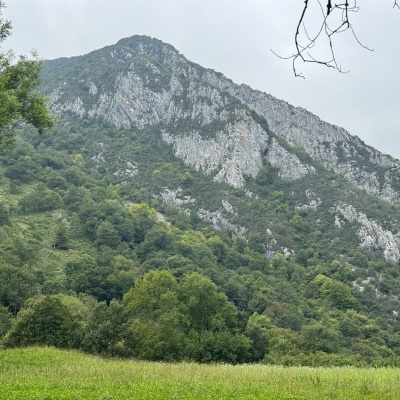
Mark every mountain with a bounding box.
[44,36,400,199]
[40,35,400,263]
[2,35,400,365]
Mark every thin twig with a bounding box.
[271,0,397,77]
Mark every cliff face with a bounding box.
[43,37,318,188]
[41,35,400,261]
[214,81,400,202]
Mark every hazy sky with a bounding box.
[3,0,400,158]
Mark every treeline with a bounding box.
[2,272,250,363]
[1,133,400,366]
[1,271,400,366]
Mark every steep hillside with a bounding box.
[1,35,400,365]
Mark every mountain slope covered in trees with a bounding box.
[1,36,400,365]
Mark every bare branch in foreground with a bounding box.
[272,1,398,77]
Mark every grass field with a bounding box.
[1,347,400,399]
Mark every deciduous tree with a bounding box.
[0,1,54,153]
[2,294,89,348]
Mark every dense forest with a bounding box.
[1,116,400,367]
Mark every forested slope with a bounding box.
[1,36,400,365]
[0,121,399,366]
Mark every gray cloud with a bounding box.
[3,0,400,157]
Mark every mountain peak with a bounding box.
[116,35,179,54]
[43,36,400,208]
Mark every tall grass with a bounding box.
[1,347,400,399]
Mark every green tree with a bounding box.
[65,255,105,298]
[265,326,301,358]
[166,254,197,278]
[53,224,69,250]
[178,273,237,334]
[351,251,369,268]
[44,171,69,190]
[248,232,265,253]
[275,304,304,332]
[246,312,272,361]
[123,270,186,361]
[256,165,273,187]
[18,184,62,213]
[301,320,343,354]
[307,274,359,310]
[82,300,127,356]
[4,156,40,182]
[123,270,250,362]
[181,171,193,186]
[95,221,121,249]
[176,231,217,266]
[0,201,10,225]
[0,304,12,338]
[139,224,176,259]
[128,203,157,243]
[0,1,54,153]
[0,264,39,314]
[178,273,251,363]
[2,294,88,348]
[123,270,179,319]
[63,166,86,187]
[208,236,228,263]
[105,255,141,299]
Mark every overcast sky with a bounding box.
[3,0,400,158]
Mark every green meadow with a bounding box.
[1,348,400,399]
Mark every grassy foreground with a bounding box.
[0,348,400,399]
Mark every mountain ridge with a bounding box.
[42,35,400,202]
